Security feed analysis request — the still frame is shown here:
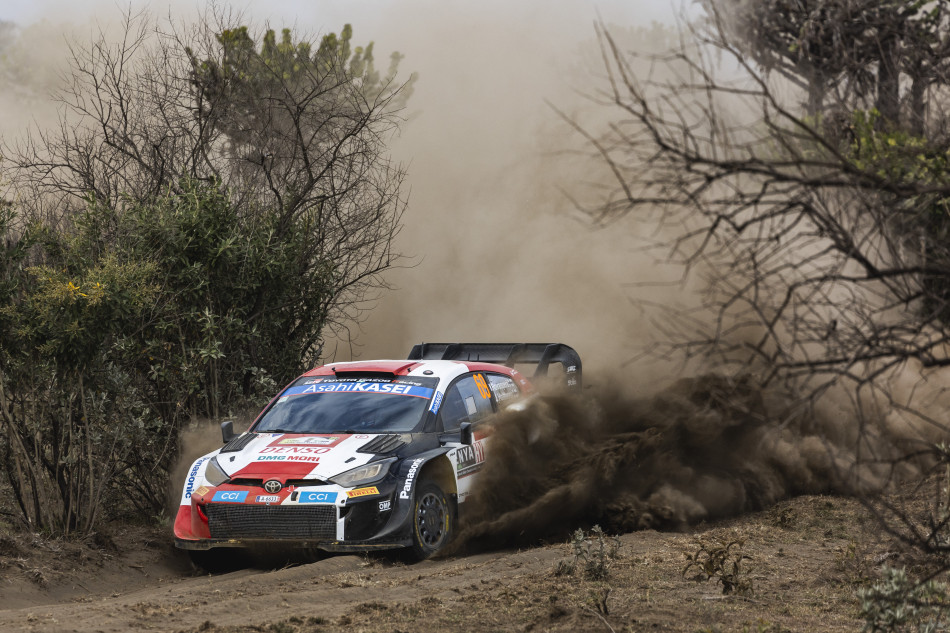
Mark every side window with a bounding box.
[487,373,520,405]
[439,374,494,432]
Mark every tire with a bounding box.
[409,480,454,560]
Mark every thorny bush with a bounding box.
[555,525,622,580]
[683,538,754,596]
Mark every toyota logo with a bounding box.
[263,479,282,494]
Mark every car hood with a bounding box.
[217,433,407,482]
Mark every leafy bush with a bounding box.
[0,14,409,536]
[859,566,950,633]
[0,178,343,531]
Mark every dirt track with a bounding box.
[2,547,566,632]
[0,493,891,633]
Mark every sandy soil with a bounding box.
[0,490,902,633]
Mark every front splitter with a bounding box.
[174,537,410,552]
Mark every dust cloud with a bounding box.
[346,4,897,547]
[8,2,942,549]
[340,3,950,551]
[0,1,682,382]
[328,2,684,387]
[450,376,927,552]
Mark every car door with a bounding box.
[441,371,527,502]
[439,373,495,502]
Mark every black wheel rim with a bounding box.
[416,491,447,548]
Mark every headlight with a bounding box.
[329,457,396,488]
[204,456,230,486]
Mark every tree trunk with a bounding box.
[876,34,901,126]
[909,74,926,136]
[807,70,825,117]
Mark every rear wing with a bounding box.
[407,343,582,390]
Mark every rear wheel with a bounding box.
[409,480,454,560]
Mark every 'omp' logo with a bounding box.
[211,490,248,503]
[298,491,338,504]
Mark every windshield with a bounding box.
[253,377,438,434]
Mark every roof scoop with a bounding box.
[330,361,418,376]
[331,370,398,381]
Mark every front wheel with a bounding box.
[409,481,454,560]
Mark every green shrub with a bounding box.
[0,12,410,536]
[859,566,949,633]
[0,179,353,532]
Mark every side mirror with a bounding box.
[459,422,473,446]
[221,420,236,444]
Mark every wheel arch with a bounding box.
[419,454,457,496]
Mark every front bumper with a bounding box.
[173,480,412,551]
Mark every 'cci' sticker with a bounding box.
[298,491,338,504]
[211,491,248,503]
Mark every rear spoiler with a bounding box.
[407,343,582,390]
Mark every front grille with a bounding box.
[206,504,336,540]
[227,478,328,488]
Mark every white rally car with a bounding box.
[174,343,581,568]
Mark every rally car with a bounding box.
[174,343,581,568]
